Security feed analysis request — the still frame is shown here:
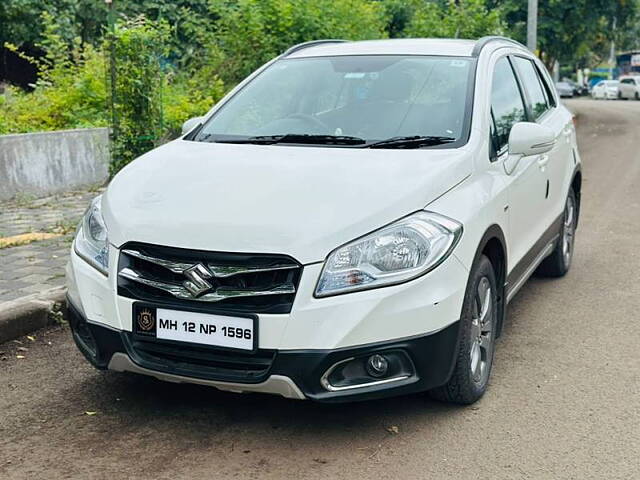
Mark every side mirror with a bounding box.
[504,122,555,174]
[181,116,204,135]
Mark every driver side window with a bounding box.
[490,57,527,158]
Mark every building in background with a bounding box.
[616,51,640,76]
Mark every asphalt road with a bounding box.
[1,99,639,480]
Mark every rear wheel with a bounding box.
[635,92,640,101]
[536,188,577,277]
[428,255,497,405]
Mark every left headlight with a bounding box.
[315,211,462,297]
[74,195,109,275]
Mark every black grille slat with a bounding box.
[126,335,276,382]
[133,340,273,368]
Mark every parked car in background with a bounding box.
[67,36,581,406]
[591,80,619,99]
[570,81,589,96]
[618,76,640,100]
[556,82,575,98]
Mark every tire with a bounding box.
[635,92,640,101]
[428,255,498,405]
[536,188,577,277]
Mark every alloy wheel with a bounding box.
[562,194,576,267]
[469,276,493,386]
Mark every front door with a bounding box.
[490,56,549,272]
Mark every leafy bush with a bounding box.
[209,0,388,84]
[0,12,108,134]
[107,17,169,173]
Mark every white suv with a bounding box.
[67,37,581,405]
[618,75,640,100]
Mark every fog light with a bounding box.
[366,354,389,378]
[321,350,414,392]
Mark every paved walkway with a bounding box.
[0,189,100,303]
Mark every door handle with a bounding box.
[537,154,550,169]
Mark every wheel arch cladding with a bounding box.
[474,225,507,338]
[571,168,582,228]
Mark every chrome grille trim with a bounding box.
[118,267,296,303]
[122,248,298,278]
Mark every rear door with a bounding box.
[512,56,572,228]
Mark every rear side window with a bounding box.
[512,56,550,119]
[490,57,527,155]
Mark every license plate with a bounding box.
[133,304,256,351]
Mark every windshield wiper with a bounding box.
[366,135,455,149]
[212,133,366,146]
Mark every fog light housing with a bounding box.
[321,350,414,392]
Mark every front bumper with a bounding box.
[68,300,461,402]
[67,239,468,402]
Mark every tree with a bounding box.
[493,0,639,69]
[402,0,506,39]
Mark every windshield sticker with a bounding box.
[344,72,366,79]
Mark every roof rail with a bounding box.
[283,39,348,57]
[472,36,528,57]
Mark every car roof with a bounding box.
[286,38,522,59]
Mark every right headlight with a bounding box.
[315,211,462,297]
[74,195,109,275]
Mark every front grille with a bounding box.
[124,333,275,383]
[117,242,302,314]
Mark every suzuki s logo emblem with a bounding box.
[183,263,214,297]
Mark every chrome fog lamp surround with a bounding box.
[315,211,462,297]
[320,351,414,392]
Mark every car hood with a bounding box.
[104,140,471,264]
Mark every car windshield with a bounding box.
[194,55,475,147]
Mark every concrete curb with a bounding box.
[0,286,67,344]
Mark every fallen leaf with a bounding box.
[17,346,28,352]
[27,335,36,342]
[16,355,25,359]
[85,411,98,416]
[386,425,399,434]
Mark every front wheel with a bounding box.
[428,255,498,405]
[536,188,577,277]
